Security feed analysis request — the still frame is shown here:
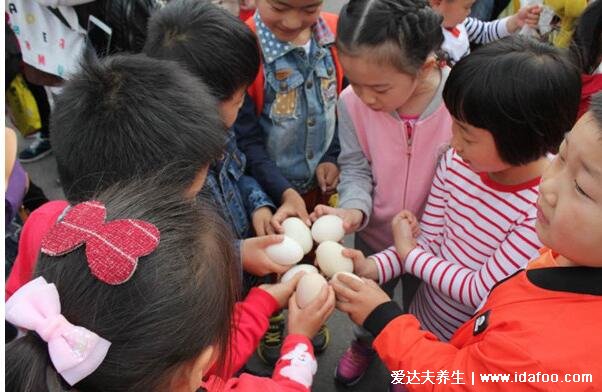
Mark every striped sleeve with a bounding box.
[464,16,510,45]
[372,151,452,284]
[403,219,540,308]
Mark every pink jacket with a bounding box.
[337,69,452,251]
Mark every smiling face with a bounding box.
[256,0,323,43]
[450,117,510,173]
[340,52,420,113]
[536,112,602,267]
[432,0,475,28]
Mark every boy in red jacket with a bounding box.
[332,92,602,391]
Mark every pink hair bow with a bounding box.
[5,277,111,386]
[40,201,160,285]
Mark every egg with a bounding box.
[311,215,345,243]
[265,236,304,266]
[282,217,313,255]
[281,264,319,283]
[315,241,353,278]
[296,273,328,308]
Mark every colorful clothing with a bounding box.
[442,17,510,64]
[372,150,542,340]
[364,249,602,391]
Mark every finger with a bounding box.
[285,271,306,289]
[310,204,331,221]
[289,293,301,312]
[265,222,276,235]
[296,207,311,227]
[305,284,330,311]
[335,300,353,314]
[258,234,284,246]
[270,213,286,233]
[337,272,365,291]
[341,247,363,260]
[331,279,358,300]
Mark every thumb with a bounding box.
[257,234,285,247]
[400,219,413,237]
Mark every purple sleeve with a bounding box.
[5,162,28,225]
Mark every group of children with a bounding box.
[5,0,602,391]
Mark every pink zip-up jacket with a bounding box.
[337,67,452,252]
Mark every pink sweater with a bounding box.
[337,71,452,251]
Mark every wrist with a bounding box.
[506,15,519,32]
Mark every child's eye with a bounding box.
[374,88,390,94]
[575,181,591,199]
[304,7,319,13]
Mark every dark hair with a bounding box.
[569,0,602,74]
[51,53,226,203]
[590,92,602,132]
[6,177,239,392]
[143,0,260,101]
[443,36,581,165]
[337,0,443,74]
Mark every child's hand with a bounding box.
[259,271,304,308]
[310,205,364,234]
[331,274,391,326]
[315,162,340,195]
[507,4,541,32]
[391,213,418,260]
[342,248,379,281]
[288,284,336,338]
[392,210,420,237]
[242,235,291,276]
[271,188,310,232]
[253,206,275,236]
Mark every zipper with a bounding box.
[400,119,415,207]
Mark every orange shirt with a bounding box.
[372,249,602,391]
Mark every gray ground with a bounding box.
[10,1,402,390]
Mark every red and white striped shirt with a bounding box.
[371,149,542,340]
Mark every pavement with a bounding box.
[9,1,403,390]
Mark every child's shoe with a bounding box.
[311,324,331,354]
[334,340,375,386]
[257,312,285,366]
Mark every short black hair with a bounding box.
[51,53,225,203]
[144,0,260,101]
[337,0,443,74]
[443,36,581,165]
[569,0,602,74]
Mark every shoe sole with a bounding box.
[18,149,52,163]
[333,364,366,387]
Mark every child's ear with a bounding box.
[172,345,215,392]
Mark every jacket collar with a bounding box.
[526,267,602,296]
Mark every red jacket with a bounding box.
[578,73,602,119]
[364,249,602,391]
[204,334,317,391]
[6,200,69,299]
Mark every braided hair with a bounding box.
[337,0,444,74]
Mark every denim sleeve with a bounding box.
[233,94,292,204]
[238,174,276,216]
[320,118,340,165]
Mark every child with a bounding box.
[568,0,602,118]
[5,177,336,392]
[309,0,452,385]
[4,53,226,299]
[332,91,602,392]
[350,36,581,343]
[144,0,277,243]
[429,0,541,64]
[233,0,344,363]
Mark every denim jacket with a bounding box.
[203,131,275,239]
[253,13,339,194]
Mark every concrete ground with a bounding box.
[10,0,401,390]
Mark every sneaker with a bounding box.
[18,138,52,162]
[257,312,285,366]
[334,340,375,386]
[311,324,330,354]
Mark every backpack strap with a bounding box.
[246,12,344,116]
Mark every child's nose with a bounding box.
[283,13,302,30]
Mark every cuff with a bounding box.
[500,16,512,36]
[281,334,315,357]
[337,199,371,231]
[247,287,281,316]
[363,301,404,337]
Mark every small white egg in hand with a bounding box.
[311,215,345,243]
[281,264,319,283]
[265,236,304,266]
[296,273,328,308]
[315,241,353,278]
[282,217,313,255]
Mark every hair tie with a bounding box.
[6,277,111,386]
[40,201,160,285]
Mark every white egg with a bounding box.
[265,236,304,266]
[282,217,313,254]
[296,273,328,308]
[315,241,353,278]
[311,215,345,243]
[281,264,319,283]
